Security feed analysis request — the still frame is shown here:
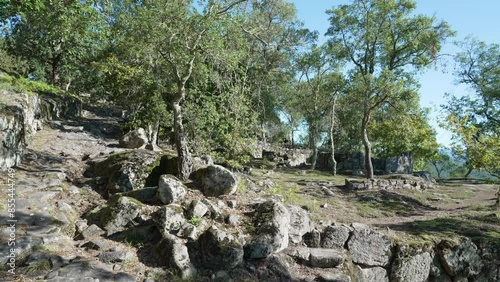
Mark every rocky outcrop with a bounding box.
[198,226,244,270]
[193,164,239,196]
[119,127,148,149]
[153,234,196,280]
[244,200,290,259]
[437,238,483,278]
[391,244,433,282]
[287,205,313,244]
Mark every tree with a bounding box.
[326,0,453,179]
[442,37,500,179]
[5,0,101,87]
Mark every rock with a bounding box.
[119,127,147,149]
[77,224,105,240]
[317,272,351,282]
[391,244,433,282]
[45,260,135,282]
[287,205,313,244]
[309,248,344,268]
[98,249,133,263]
[118,187,158,205]
[200,198,224,220]
[193,165,239,196]
[157,174,187,204]
[303,229,321,248]
[244,199,290,259]
[226,214,242,226]
[192,155,214,172]
[177,220,210,241]
[187,199,209,219]
[438,238,483,277]
[81,239,109,251]
[321,225,350,249]
[90,150,174,193]
[347,223,393,267]
[198,226,244,270]
[153,205,186,236]
[153,234,196,280]
[354,266,389,282]
[100,196,143,235]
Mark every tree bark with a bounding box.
[173,84,193,181]
[329,98,337,176]
[464,167,473,179]
[309,123,318,170]
[147,119,161,151]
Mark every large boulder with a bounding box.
[98,196,144,235]
[244,200,290,259]
[90,150,176,193]
[153,205,186,236]
[157,175,187,204]
[321,225,350,249]
[347,223,393,267]
[193,165,239,196]
[437,238,483,278]
[391,244,433,282]
[198,226,244,270]
[287,205,313,244]
[153,234,196,280]
[119,127,147,149]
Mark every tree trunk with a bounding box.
[329,98,337,176]
[147,119,161,151]
[173,84,193,181]
[464,167,473,178]
[310,124,317,170]
[362,118,374,179]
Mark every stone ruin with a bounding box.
[345,173,436,191]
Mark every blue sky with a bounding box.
[290,0,500,146]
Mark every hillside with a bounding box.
[0,89,499,282]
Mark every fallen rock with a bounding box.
[153,205,186,236]
[153,234,196,280]
[317,272,351,282]
[309,248,344,268]
[77,224,105,240]
[198,226,244,270]
[194,165,239,196]
[98,249,133,263]
[287,205,313,244]
[119,127,147,149]
[244,199,290,259]
[187,199,209,219]
[347,223,393,267]
[226,214,242,226]
[45,259,135,282]
[303,229,321,248]
[100,196,144,235]
[157,175,187,204]
[81,239,109,251]
[391,244,433,282]
[438,238,483,278]
[321,225,350,249]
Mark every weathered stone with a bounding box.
[90,150,172,193]
[119,127,147,149]
[287,205,313,244]
[194,165,239,196]
[226,214,242,226]
[45,260,135,282]
[438,238,483,277]
[153,234,196,280]
[118,187,158,205]
[153,205,186,235]
[244,200,290,259]
[354,265,389,282]
[303,229,321,248]
[347,223,393,267]
[177,220,210,241]
[77,224,105,240]
[200,198,224,220]
[309,248,344,268]
[81,239,109,251]
[321,225,350,249]
[317,272,351,282]
[391,244,433,282]
[198,226,244,270]
[98,249,133,263]
[100,196,143,235]
[188,199,209,219]
[157,174,187,204]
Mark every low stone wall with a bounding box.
[345,175,433,191]
[0,90,82,170]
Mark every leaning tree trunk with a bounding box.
[464,167,473,178]
[172,84,193,181]
[329,98,337,176]
[361,114,374,179]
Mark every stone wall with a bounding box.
[345,175,433,191]
[0,90,81,170]
[317,151,413,174]
[255,140,312,167]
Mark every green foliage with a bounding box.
[189,217,203,227]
